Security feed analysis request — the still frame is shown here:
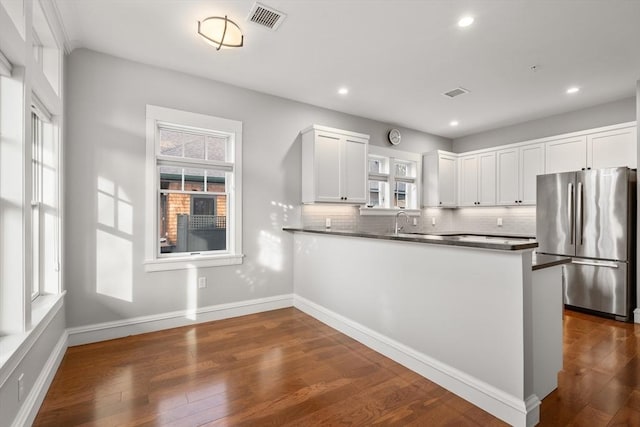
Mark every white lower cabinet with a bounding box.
[497,143,544,206]
[301,125,369,203]
[458,152,495,206]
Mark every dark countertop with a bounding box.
[532,253,572,271]
[283,227,538,251]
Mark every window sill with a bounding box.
[0,292,65,391]
[359,207,421,217]
[144,253,244,272]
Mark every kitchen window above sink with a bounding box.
[361,145,421,216]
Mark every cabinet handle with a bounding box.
[439,202,442,205]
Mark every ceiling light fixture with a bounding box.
[566,86,580,94]
[450,120,459,127]
[458,16,474,27]
[338,87,349,95]
[197,15,244,51]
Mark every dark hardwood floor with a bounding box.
[34,308,640,426]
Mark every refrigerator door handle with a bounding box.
[572,259,619,268]
[568,183,574,244]
[577,181,584,245]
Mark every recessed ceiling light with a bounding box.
[450,120,459,127]
[566,86,580,94]
[458,16,474,27]
[338,87,349,95]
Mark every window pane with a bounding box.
[184,168,205,192]
[160,166,182,190]
[206,169,227,192]
[159,193,227,254]
[159,129,206,160]
[395,162,408,177]
[183,133,205,160]
[159,129,183,157]
[369,158,381,173]
[395,160,415,178]
[206,135,227,161]
[368,181,387,208]
[394,182,416,209]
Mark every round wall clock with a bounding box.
[388,128,401,145]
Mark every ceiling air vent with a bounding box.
[247,2,286,30]
[442,87,470,98]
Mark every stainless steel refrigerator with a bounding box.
[536,167,636,321]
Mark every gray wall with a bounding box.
[452,97,636,153]
[64,48,451,329]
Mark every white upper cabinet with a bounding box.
[545,136,587,174]
[545,123,636,173]
[588,126,637,169]
[497,143,544,206]
[519,143,545,204]
[301,125,369,204]
[496,148,519,205]
[459,152,495,206]
[423,151,457,207]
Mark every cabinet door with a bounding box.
[588,126,637,169]
[545,136,587,173]
[496,148,519,205]
[438,154,457,207]
[478,152,496,206]
[342,137,368,203]
[458,155,479,206]
[314,133,342,202]
[520,143,545,205]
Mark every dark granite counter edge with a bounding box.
[532,254,572,271]
[283,227,538,251]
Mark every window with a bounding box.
[30,97,59,300]
[363,146,420,214]
[145,106,243,271]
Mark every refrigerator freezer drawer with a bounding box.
[563,259,629,317]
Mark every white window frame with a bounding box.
[144,105,243,272]
[360,145,421,216]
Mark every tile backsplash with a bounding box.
[300,205,536,236]
[451,206,536,236]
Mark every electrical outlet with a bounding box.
[18,373,24,402]
[198,277,207,289]
[412,217,418,226]
[325,218,331,228]
[497,218,503,227]
[431,217,436,226]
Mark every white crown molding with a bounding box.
[49,0,74,54]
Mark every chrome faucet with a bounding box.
[394,211,410,235]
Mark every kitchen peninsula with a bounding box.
[286,227,569,427]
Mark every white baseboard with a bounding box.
[293,295,540,427]
[67,294,294,346]
[12,331,68,427]
[634,308,640,324]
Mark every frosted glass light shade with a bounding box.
[197,15,244,51]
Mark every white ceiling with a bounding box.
[53,0,640,139]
